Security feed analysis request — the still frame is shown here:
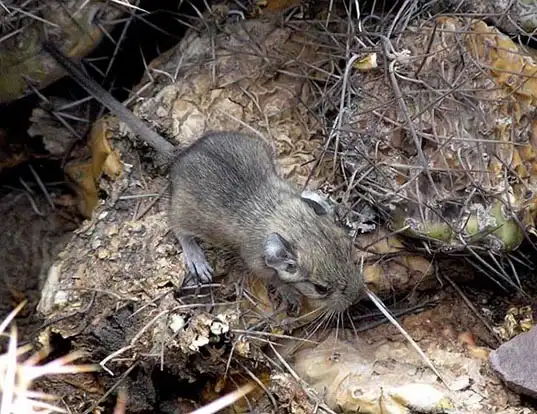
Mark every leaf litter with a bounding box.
[2,0,537,412]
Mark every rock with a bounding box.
[490,325,537,399]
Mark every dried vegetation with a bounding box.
[2,0,537,412]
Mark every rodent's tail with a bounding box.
[42,41,176,161]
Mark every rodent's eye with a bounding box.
[285,263,298,273]
[313,283,329,295]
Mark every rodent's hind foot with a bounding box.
[178,235,213,285]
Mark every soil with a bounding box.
[2,1,537,413]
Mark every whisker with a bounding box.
[333,312,341,350]
[346,309,360,342]
[302,309,332,343]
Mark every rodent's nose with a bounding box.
[334,283,364,312]
[329,292,356,313]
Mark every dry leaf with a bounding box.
[65,161,99,218]
[90,117,123,181]
[353,53,378,71]
[65,116,123,218]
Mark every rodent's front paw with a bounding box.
[270,283,303,317]
[183,261,213,286]
[179,235,213,285]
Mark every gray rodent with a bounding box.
[42,41,364,313]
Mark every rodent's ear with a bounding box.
[263,233,298,279]
[301,190,333,216]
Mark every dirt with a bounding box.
[3,3,537,414]
[0,168,80,339]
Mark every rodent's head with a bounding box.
[263,190,364,313]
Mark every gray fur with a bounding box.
[41,42,364,313]
[168,131,364,313]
